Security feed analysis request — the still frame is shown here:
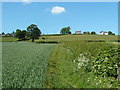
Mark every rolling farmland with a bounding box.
[2,1,119,88]
[1,35,120,88]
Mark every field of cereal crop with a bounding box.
[2,42,55,88]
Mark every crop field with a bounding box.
[1,35,120,88]
[2,42,55,88]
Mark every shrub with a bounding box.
[92,46,120,78]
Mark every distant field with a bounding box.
[2,42,55,88]
[1,37,17,42]
[40,35,119,42]
[1,35,120,42]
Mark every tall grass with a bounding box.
[45,41,119,88]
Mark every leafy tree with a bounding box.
[22,30,27,37]
[108,31,113,35]
[15,29,22,40]
[83,32,86,34]
[83,32,90,35]
[112,33,115,35]
[15,29,27,40]
[68,31,71,34]
[27,24,41,42]
[60,27,71,34]
[91,31,96,35]
[2,32,5,35]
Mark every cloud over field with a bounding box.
[51,6,66,14]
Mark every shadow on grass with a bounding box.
[17,39,30,41]
[36,41,59,44]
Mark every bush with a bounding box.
[92,46,120,78]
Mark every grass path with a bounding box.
[2,42,55,88]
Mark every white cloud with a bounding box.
[22,0,31,4]
[51,6,66,14]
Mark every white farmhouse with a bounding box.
[100,31,108,35]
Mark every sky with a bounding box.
[1,0,120,2]
[2,2,118,35]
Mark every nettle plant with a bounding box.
[92,46,120,78]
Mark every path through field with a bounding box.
[2,42,55,88]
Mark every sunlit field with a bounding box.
[2,42,55,88]
[1,35,120,88]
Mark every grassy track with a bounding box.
[2,42,55,88]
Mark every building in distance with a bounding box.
[75,31,82,34]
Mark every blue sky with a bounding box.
[2,2,118,35]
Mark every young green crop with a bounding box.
[2,42,55,88]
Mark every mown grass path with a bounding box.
[2,42,55,88]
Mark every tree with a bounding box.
[83,32,90,35]
[15,29,27,40]
[22,30,27,38]
[108,31,113,35]
[91,31,96,35]
[112,33,115,35]
[60,27,71,34]
[2,32,5,35]
[27,24,41,42]
[15,29,22,40]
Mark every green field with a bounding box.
[46,41,119,88]
[1,35,120,88]
[1,37,17,42]
[2,42,55,88]
[1,35,120,42]
[41,34,119,41]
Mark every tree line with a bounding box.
[59,26,115,35]
[3,24,115,42]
